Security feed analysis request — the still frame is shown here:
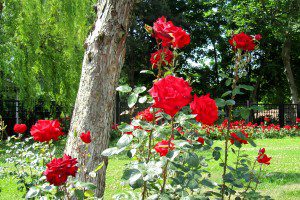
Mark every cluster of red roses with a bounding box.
[229,32,261,51]
[13,120,92,186]
[148,16,190,69]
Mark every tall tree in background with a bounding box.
[0,0,96,109]
[64,0,134,197]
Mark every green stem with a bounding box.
[221,52,242,200]
[228,148,241,200]
[160,117,174,193]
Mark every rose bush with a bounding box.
[104,17,273,200]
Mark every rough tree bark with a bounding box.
[282,35,299,104]
[65,0,134,197]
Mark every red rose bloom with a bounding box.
[30,120,64,142]
[136,107,155,122]
[296,118,300,123]
[264,117,270,122]
[13,124,27,134]
[257,148,271,165]
[111,123,119,130]
[254,34,262,41]
[170,27,191,48]
[153,16,174,46]
[149,75,192,117]
[150,48,174,69]
[80,131,91,144]
[229,32,256,51]
[44,154,78,186]
[152,16,190,48]
[190,94,218,125]
[230,130,248,145]
[197,137,205,145]
[154,140,175,156]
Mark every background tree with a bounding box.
[0,0,96,110]
[64,0,135,197]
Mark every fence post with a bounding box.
[279,104,285,127]
[297,104,300,119]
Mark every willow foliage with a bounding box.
[0,0,96,110]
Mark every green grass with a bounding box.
[0,138,299,200]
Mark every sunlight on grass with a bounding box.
[0,138,299,199]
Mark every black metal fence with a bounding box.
[1,99,299,137]
[235,102,300,126]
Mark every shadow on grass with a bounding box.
[263,172,300,185]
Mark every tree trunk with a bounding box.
[64,0,134,197]
[282,35,299,104]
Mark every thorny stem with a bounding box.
[254,164,263,191]
[161,117,174,193]
[221,51,242,200]
[243,160,257,195]
[228,148,241,200]
[142,112,155,200]
[62,184,71,200]
[48,142,53,160]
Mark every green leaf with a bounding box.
[240,109,250,119]
[132,129,148,139]
[127,149,136,158]
[138,96,147,103]
[248,139,257,147]
[140,70,155,76]
[25,187,40,199]
[215,98,226,107]
[101,147,124,156]
[117,134,133,148]
[239,84,254,91]
[213,150,221,161]
[186,152,199,167]
[133,86,147,94]
[118,123,134,133]
[128,93,139,108]
[201,179,217,189]
[122,169,140,180]
[74,189,84,200]
[129,173,144,189]
[232,88,244,96]
[226,100,236,106]
[222,91,232,98]
[84,190,95,197]
[225,79,232,86]
[116,85,132,93]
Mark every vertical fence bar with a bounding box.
[279,104,285,127]
[297,104,300,119]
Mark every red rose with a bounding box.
[197,137,205,145]
[230,130,248,145]
[149,75,192,117]
[283,125,291,130]
[111,123,119,130]
[264,117,270,122]
[80,131,91,144]
[190,94,218,125]
[150,48,174,69]
[170,27,191,48]
[229,32,256,51]
[136,107,155,122]
[30,120,64,142]
[296,118,300,123]
[152,16,190,48]
[13,124,27,134]
[257,148,271,165]
[254,34,262,41]
[154,140,175,156]
[44,154,78,186]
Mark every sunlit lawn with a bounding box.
[0,138,299,200]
